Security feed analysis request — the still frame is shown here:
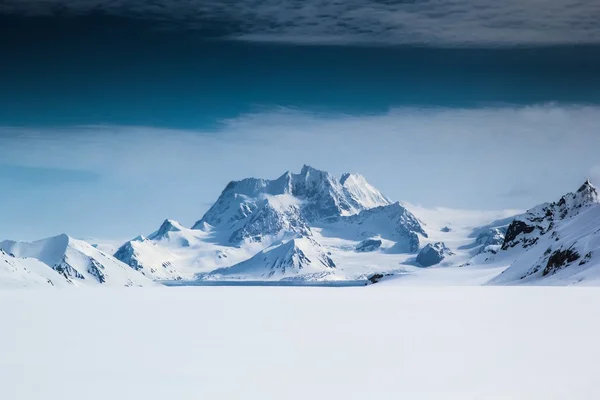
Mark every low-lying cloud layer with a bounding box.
[2,0,599,46]
[1,104,600,240]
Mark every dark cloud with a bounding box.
[1,0,599,46]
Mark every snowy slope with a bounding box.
[0,248,69,289]
[486,180,600,285]
[114,219,264,280]
[318,204,520,283]
[339,172,392,210]
[1,234,152,287]
[318,202,428,253]
[381,180,600,287]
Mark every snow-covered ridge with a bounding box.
[192,165,392,235]
[485,180,600,285]
[113,171,600,286]
[1,234,152,287]
[6,168,600,287]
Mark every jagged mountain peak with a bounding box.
[112,166,427,282]
[550,179,599,212]
[299,164,326,177]
[574,179,598,203]
[222,177,270,197]
[502,180,600,251]
[204,236,336,280]
[148,219,185,240]
[132,235,147,242]
[193,165,392,237]
[340,172,392,210]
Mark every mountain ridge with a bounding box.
[115,165,428,281]
[4,168,600,287]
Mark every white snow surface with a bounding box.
[1,286,599,399]
[0,249,65,289]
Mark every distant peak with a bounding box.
[47,233,72,246]
[578,178,596,192]
[299,164,325,176]
[576,178,599,204]
[160,219,183,231]
[389,201,404,209]
[149,219,184,240]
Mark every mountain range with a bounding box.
[2,165,600,287]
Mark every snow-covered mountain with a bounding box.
[115,165,427,282]
[7,166,600,288]
[485,180,600,285]
[203,236,337,281]
[0,234,152,287]
[191,165,392,243]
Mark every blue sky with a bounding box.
[1,2,600,241]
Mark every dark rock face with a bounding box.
[356,239,382,252]
[441,226,452,233]
[543,247,580,277]
[416,242,454,267]
[502,221,536,250]
[114,242,143,271]
[407,232,421,253]
[88,259,106,284]
[367,273,384,284]
[53,256,85,280]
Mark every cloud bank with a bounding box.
[1,104,600,240]
[1,0,599,46]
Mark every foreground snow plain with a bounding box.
[2,286,599,399]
